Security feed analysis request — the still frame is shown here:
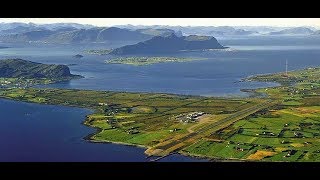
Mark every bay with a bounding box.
[1,35,319,161]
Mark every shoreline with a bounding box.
[0,71,284,161]
[81,120,149,150]
[0,77,279,162]
[79,110,219,161]
[0,98,216,161]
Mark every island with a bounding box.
[84,34,226,57]
[109,34,226,55]
[106,57,208,66]
[73,54,83,59]
[1,60,320,161]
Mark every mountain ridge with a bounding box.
[268,27,314,35]
[0,27,171,44]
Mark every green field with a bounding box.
[0,86,258,149]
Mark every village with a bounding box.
[0,78,51,89]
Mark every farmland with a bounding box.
[0,87,258,148]
[182,67,320,161]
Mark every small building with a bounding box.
[128,129,139,134]
[169,128,180,132]
[98,102,108,106]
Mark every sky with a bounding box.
[0,18,319,28]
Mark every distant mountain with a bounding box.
[1,23,316,44]
[175,30,183,37]
[234,26,284,33]
[0,27,154,44]
[0,22,93,35]
[116,25,260,36]
[96,27,153,41]
[43,28,102,43]
[269,27,314,35]
[0,22,33,31]
[312,30,320,35]
[0,30,56,43]
[208,26,257,36]
[1,23,317,38]
[36,23,94,30]
[0,26,45,35]
[50,27,78,32]
[45,27,153,43]
[115,25,319,36]
[110,34,225,55]
[136,28,176,37]
[0,59,80,79]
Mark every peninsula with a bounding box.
[0,59,82,88]
[1,59,320,162]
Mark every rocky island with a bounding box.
[109,34,226,55]
[73,54,83,58]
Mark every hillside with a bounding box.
[0,59,81,79]
[0,22,93,35]
[0,27,154,44]
[110,34,225,55]
[117,25,258,36]
[313,30,320,35]
[0,30,56,43]
[269,27,314,35]
[136,28,176,37]
[208,26,257,36]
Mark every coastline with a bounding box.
[0,70,284,161]
[82,119,149,150]
[0,96,283,162]
[0,74,280,162]
[0,97,229,161]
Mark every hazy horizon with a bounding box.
[0,18,319,28]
